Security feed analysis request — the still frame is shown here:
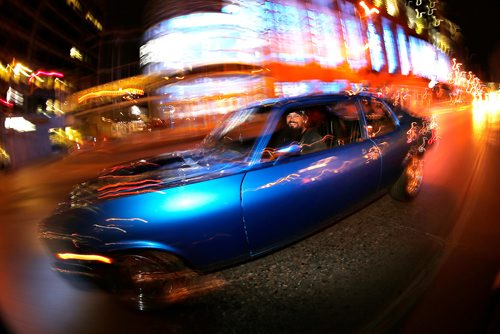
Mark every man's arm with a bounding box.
[300,128,327,153]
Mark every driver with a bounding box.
[273,110,327,154]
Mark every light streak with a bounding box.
[98,179,163,192]
[418,137,428,153]
[359,1,380,16]
[12,63,32,77]
[99,189,166,200]
[432,16,443,27]
[258,173,300,190]
[406,122,419,143]
[57,253,112,264]
[304,161,352,182]
[28,70,64,84]
[300,135,334,151]
[299,157,336,173]
[93,224,127,233]
[105,217,148,223]
[0,98,13,108]
[100,160,159,175]
[98,179,166,199]
[78,88,144,103]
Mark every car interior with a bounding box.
[266,101,364,158]
[359,97,396,137]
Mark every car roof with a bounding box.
[248,91,384,109]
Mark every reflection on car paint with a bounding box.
[98,179,166,199]
[257,173,301,190]
[105,217,148,223]
[363,146,381,162]
[302,160,353,183]
[93,224,128,233]
[257,156,355,191]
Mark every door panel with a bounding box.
[241,142,381,255]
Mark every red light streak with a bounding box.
[98,179,165,199]
[28,70,64,84]
[100,161,159,175]
[99,189,165,200]
[0,98,13,108]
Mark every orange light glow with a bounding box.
[359,1,380,16]
[57,253,112,264]
[472,92,500,143]
[78,88,144,103]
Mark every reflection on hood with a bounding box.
[65,148,246,207]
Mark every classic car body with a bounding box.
[40,92,430,308]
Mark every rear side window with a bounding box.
[359,97,396,138]
[328,100,363,145]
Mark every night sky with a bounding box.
[443,0,500,82]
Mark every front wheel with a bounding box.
[389,155,424,201]
[109,251,196,311]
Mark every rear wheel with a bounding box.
[389,155,424,201]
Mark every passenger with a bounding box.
[273,110,327,154]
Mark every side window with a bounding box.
[264,105,330,160]
[360,97,396,138]
[328,100,363,145]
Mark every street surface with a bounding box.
[0,104,498,334]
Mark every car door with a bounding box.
[240,97,382,256]
[358,96,409,189]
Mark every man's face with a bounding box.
[286,112,306,130]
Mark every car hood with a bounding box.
[64,148,247,209]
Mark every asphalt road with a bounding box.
[0,104,498,334]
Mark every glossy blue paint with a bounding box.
[242,141,380,255]
[40,92,428,282]
[93,173,250,269]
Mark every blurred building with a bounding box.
[0,0,471,168]
[137,0,459,120]
[0,0,146,168]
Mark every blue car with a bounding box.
[40,92,430,309]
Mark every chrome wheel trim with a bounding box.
[405,156,424,196]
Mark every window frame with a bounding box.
[357,96,399,138]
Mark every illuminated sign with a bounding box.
[265,1,310,64]
[409,36,436,79]
[382,18,398,74]
[366,19,385,72]
[140,11,266,72]
[340,7,367,70]
[5,117,36,132]
[396,25,411,75]
[434,50,451,82]
[307,8,344,67]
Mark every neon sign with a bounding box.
[382,18,398,74]
[366,19,385,72]
[396,25,411,75]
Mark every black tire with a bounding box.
[110,251,195,311]
[389,154,424,201]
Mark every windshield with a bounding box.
[200,105,274,161]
